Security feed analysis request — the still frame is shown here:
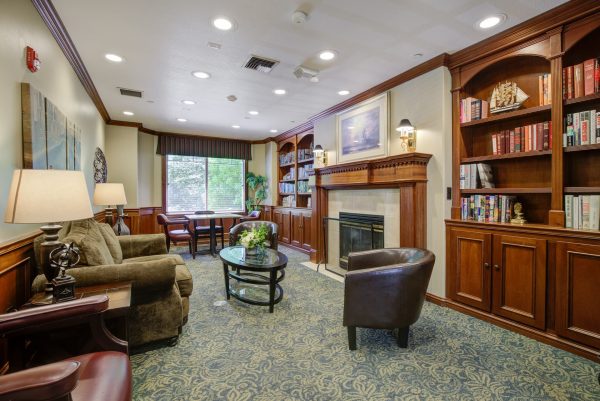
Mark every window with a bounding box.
[166,155,245,213]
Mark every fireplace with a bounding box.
[339,212,384,269]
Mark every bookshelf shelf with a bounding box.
[461,150,551,163]
[297,192,312,196]
[460,104,551,128]
[564,143,600,152]
[279,179,295,183]
[297,177,309,181]
[564,186,600,194]
[460,187,552,194]
[280,162,295,168]
[297,158,314,164]
[564,92,600,106]
[279,192,295,196]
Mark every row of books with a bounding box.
[281,195,295,208]
[459,163,494,189]
[491,121,552,154]
[459,97,489,123]
[279,151,295,165]
[282,167,295,181]
[562,58,600,100]
[297,181,311,193]
[298,147,313,161]
[298,165,313,179]
[279,182,295,194]
[564,110,600,146]
[460,195,517,223]
[538,73,552,106]
[565,195,600,230]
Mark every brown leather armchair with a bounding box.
[229,221,278,250]
[343,248,435,350]
[157,213,192,255]
[0,295,131,401]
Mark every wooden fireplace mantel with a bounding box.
[310,152,433,263]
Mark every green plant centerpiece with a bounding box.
[238,223,270,255]
[245,172,268,212]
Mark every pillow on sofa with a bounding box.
[97,223,123,264]
[63,219,114,266]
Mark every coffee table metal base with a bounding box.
[223,267,285,313]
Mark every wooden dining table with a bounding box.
[185,213,243,257]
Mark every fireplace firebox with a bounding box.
[339,212,384,269]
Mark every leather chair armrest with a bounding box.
[347,248,428,271]
[0,295,108,335]
[118,234,168,259]
[0,360,80,401]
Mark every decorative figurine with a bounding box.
[490,81,529,114]
[49,243,80,303]
[511,202,527,225]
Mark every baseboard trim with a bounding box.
[278,242,311,254]
[425,294,599,362]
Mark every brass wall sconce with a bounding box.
[396,119,417,152]
[313,144,328,166]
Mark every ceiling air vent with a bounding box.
[119,88,143,98]
[243,55,279,73]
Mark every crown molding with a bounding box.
[32,0,110,122]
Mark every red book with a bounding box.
[524,125,530,152]
[499,131,505,155]
[595,58,600,94]
[515,127,522,152]
[549,122,553,148]
[492,133,497,155]
[509,130,515,153]
[566,66,574,99]
[536,122,544,150]
[574,63,584,98]
[584,59,595,96]
[504,130,509,154]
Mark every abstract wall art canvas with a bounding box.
[21,83,47,169]
[67,119,75,170]
[45,98,67,170]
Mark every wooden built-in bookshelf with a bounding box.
[277,130,314,208]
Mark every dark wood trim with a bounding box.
[31,0,110,122]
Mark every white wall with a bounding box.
[264,142,278,205]
[104,125,138,208]
[0,0,106,243]
[312,66,452,297]
[137,132,155,207]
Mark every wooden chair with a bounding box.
[156,213,193,255]
[193,210,224,252]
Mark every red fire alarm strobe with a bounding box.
[26,46,40,72]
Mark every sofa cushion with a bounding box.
[97,223,123,264]
[122,254,192,297]
[123,254,185,265]
[63,220,114,266]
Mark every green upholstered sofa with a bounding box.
[32,218,193,347]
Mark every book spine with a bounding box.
[547,73,551,105]
[539,74,544,106]
[574,196,580,229]
[573,112,580,146]
[574,63,584,98]
[597,111,600,144]
[543,122,550,150]
[591,110,597,145]
[543,74,549,105]
[565,195,573,229]
[581,111,589,145]
[470,164,477,189]
[567,66,574,99]
[485,195,490,222]
[491,133,497,155]
[515,127,521,152]
[562,68,567,100]
[582,195,591,229]
[584,59,595,96]
[509,130,515,153]
[537,123,544,150]
[590,195,600,231]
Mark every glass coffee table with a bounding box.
[219,246,288,313]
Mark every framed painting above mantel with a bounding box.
[336,92,389,164]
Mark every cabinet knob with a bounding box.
[494,264,500,271]
[484,262,490,269]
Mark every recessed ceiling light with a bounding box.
[338,90,350,96]
[177,118,187,122]
[123,111,134,116]
[213,17,233,31]
[273,89,286,95]
[248,110,259,116]
[181,100,196,105]
[319,50,336,61]
[192,71,211,79]
[477,14,506,29]
[105,53,123,63]
[270,129,278,133]
[232,125,240,129]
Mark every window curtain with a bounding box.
[156,134,252,160]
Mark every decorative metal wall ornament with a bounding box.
[94,147,108,183]
[489,81,529,113]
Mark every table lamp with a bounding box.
[93,183,129,235]
[4,169,93,295]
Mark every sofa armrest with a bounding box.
[118,234,168,259]
[0,360,80,401]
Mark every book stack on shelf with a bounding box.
[460,97,488,123]
[297,181,310,194]
[538,73,552,106]
[564,110,600,146]
[565,195,600,230]
[281,195,295,208]
[280,151,295,165]
[298,164,313,179]
[459,163,494,189]
[562,58,600,99]
[282,168,295,181]
[461,195,517,223]
[298,146,313,161]
[491,121,552,154]
[279,182,295,194]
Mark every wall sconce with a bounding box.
[395,119,416,152]
[313,144,327,166]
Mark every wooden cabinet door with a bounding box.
[273,210,283,241]
[280,210,291,244]
[448,228,492,311]
[290,211,302,248]
[556,242,600,349]
[301,212,312,251]
[492,235,546,329]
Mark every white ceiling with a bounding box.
[52,0,567,140]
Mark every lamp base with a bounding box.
[40,223,63,284]
[113,205,130,236]
[104,207,115,226]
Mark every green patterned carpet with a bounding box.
[131,247,599,401]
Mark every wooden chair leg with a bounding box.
[397,326,409,348]
[347,326,357,351]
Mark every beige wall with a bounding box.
[104,126,138,207]
[137,132,155,208]
[264,141,278,205]
[312,67,452,297]
[0,0,106,243]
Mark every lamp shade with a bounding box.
[93,183,127,206]
[395,119,414,136]
[313,144,324,156]
[4,169,93,224]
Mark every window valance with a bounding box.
[156,134,252,160]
